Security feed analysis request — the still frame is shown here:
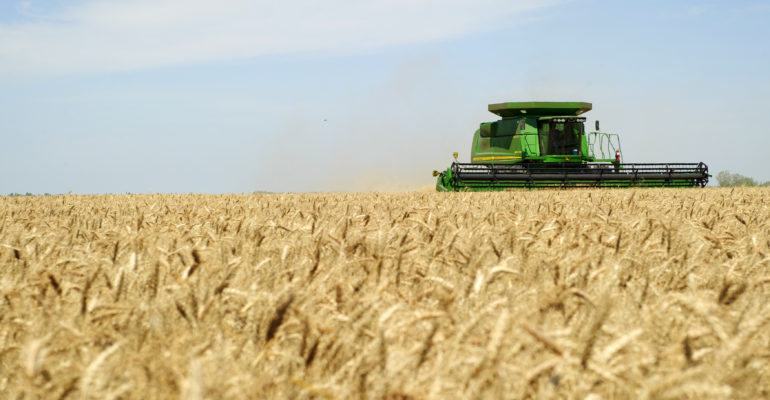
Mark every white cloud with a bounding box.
[0,0,559,77]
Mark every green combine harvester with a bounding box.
[433,101,709,191]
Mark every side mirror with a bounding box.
[519,119,526,131]
[595,120,600,131]
[480,124,492,138]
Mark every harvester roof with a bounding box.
[488,102,592,117]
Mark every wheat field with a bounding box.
[0,188,768,399]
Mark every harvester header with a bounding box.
[433,101,709,190]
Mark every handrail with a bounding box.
[586,131,623,162]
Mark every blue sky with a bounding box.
[1,0,768,193]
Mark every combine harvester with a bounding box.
[433,101,709,191]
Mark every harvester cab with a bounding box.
[434,101,709,191]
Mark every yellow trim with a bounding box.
[472,155,522,162]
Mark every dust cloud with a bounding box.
[255,55,479,193]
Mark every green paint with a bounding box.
[488,101,592,117]
[435,101,709,191]
[469,113,601,164]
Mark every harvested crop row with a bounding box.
[0,188,768,399]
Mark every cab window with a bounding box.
[538,120,583,155]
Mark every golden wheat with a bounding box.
[0,188,768,399]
